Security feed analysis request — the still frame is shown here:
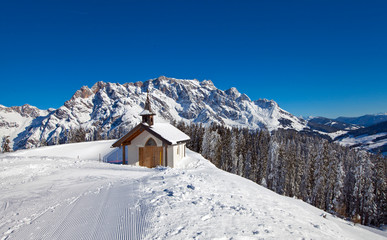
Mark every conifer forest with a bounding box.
[175,122,387,227]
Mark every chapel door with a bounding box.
[139,138,163,168]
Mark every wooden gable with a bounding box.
[112,124,144,147]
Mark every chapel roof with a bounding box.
[112,122,190,147]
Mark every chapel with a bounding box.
[111,92,190,168]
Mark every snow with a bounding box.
[339,133,387,149]
[0,141,385,240]
[139,110,155,116]
[148,123,190,144]
[314,130,348,139]
[10,140,115,160]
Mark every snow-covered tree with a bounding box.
[201,126,220,162]
[267,135,279,191]
[332,160,346,216]
[1,136,11,152]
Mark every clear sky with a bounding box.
[1,0,386,118]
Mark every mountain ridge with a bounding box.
[1,76,386,155]
[0,76,307,150]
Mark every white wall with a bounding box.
[167,143,186,168]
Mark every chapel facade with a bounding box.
[111,92,190,168]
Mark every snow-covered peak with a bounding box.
[225,87,241,100]
[91,81,107,93]
[0,104,49,118]
[254,98,278,109]
[1,77,308,150]
[0,104,51,149]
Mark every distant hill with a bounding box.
[336,114,387,127]
[307,117,359,133]
[335,121,387,155]
[304,114,387,155]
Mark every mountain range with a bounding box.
[0,76,386,155]
[306,115,387,155]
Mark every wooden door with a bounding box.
[139,146,163,168]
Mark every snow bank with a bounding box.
[7,140,116,161]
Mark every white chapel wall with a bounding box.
[167,143,186,168]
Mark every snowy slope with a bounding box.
[0,142,385,240]
[306,116,387,155]
[1,76,307,150]
[339,133,387,151]
[335,121,387,155]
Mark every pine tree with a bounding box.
[220,128,232,172]
[332,160,346,216]
[312,141,329,209]
[1,136,11,152]
[230,128,239,174]
[68,127,87,143]
[267,135,279,191]
[360,152,376,225]
[201,125,220,164]
[257,130,269,186]
[373,154,387,226]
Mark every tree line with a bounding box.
[175,121,387,227]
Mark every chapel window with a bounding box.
[145,138,157,146]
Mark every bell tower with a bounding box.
[139,90,156,126]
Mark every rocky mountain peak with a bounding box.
[1,77,308,150]
[72,86,94,99]
[91,81,107,94]
[201,79,215,88]
[6,104,44,118]
[254,98,278,109]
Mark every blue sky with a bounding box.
[1,0,386,118]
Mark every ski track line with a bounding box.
[3,202,8,211]
[49,182,113,240]
[8,191,82,240]
[6,182,100,240]
[6,177,155,240]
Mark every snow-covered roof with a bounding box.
[112,122,190,147]
[139,109,155,116]
[148,123,190,145]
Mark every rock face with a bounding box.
[1,77,307,150]
[0,104,52,149]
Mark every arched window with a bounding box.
[145,138,157,146]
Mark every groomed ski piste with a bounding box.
[0,140,386,240]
